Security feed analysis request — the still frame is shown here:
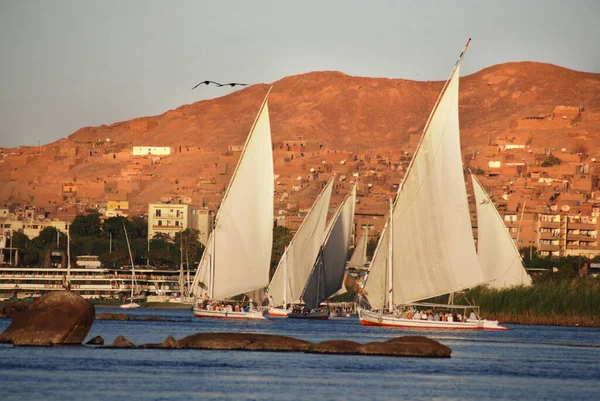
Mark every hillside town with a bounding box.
[0,104,599,264]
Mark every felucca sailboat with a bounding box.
[359,40,507,330]
[191,89,274,319]
[288,183,356,319]
[267,178,334,318]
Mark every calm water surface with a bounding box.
[1,308,599,400]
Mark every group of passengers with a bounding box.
[200,300,252,312]
[399,309,472,322]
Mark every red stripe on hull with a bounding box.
[360,319,508,330]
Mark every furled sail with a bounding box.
[363,61,485,308]
[472,175,532,288]
[268,178,334,306]
[191,91,274,300]
[348,228,368,268]
[302,184,356,310]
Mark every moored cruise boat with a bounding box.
[0,265,185,301]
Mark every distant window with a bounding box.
[156,209,161,217]
[158,220,162,226]
[175,221,179,227]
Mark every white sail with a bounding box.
[268,178,334,306]
[191,233,212,296]
[362,221,389,310]
[302,184,356,309]
[348,228,368,268]
[191,92,274,300]
[363,62,485,308]
[472,175,532,288]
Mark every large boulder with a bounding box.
[0,292,95,346]
[359,336,452,358]
[177,332,312,352]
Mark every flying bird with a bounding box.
[191,81,249,90]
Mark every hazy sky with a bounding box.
[1,0,599,148]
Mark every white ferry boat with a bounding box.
[0,265,186,301]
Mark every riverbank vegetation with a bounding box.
[457,249,600,327]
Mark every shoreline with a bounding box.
[1,300,597,327]
[483,312,599,328]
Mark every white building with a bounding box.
[132,146,171,156]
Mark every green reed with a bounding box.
[461,277,600,319]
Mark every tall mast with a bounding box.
[123,223,136,302]
[283,246,288,307]
[387,197,393,312]
[210,216,216,299]
[179,228,184,300]
[66,225,71,284]
[515,201,527,252]
[147,233,150,267]
[185,237,191,297]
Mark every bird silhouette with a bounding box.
[192,81,248,90]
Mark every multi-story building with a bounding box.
[147,203,212,245]
[528,212,599,258]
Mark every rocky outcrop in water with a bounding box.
[107,332,451,357]
[112,335,135,348]
[177,332,313,352]
[0,301,29,318]
[95,312,191,322]
[86,336,105,345]
[0,292,94,346]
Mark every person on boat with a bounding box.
[268,295,274,306]
[447,313,453,322]
[469,311,477,321]
[434,312,440,321]
[413,311,421,320]
[457,313,462,322]
[407,311,413,320]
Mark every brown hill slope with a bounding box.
[66,61,600,152]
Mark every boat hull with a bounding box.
[287,310,330,320]
[267,307,291,318]
[193,306,267,320]
[120,302,141,309]
[359,309,507,330]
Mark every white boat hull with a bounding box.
[193,306,266,320]
[359,309,507,330]
[120,302,141,309]
[267,307,290,318]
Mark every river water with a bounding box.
[1,308,599,400]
